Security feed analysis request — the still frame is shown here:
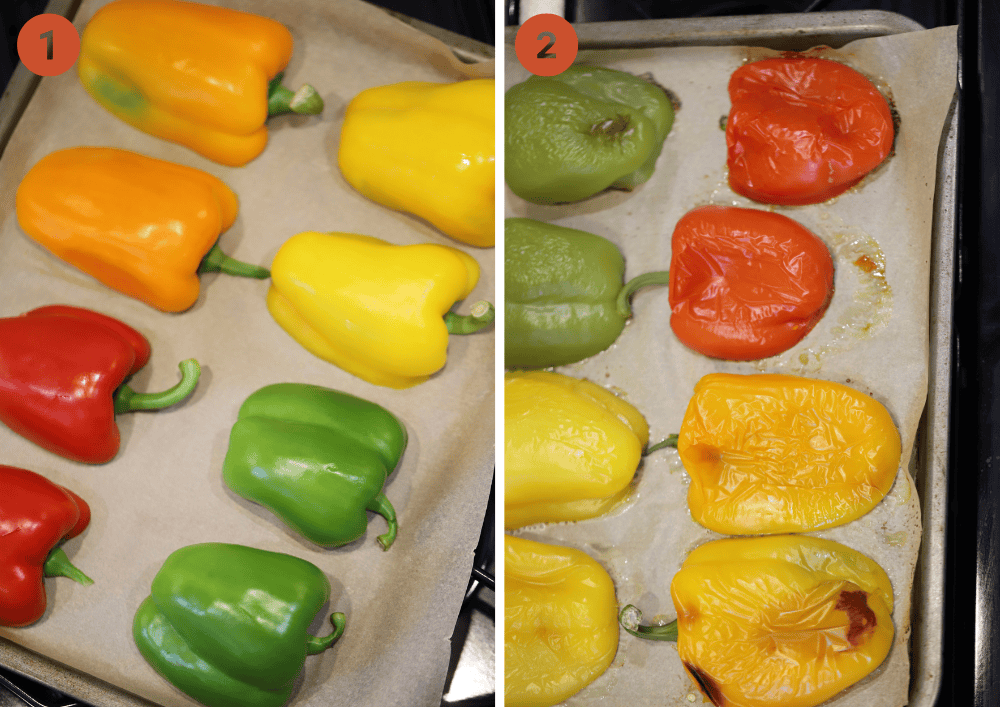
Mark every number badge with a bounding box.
[17,14,80,77]
[514,14,578,77]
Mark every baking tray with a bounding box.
[505,10,955,707]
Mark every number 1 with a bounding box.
[40,29,53,61]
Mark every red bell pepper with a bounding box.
[0,305,201,464]
[0,465,93,627]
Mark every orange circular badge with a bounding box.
[17,14,80,77]
[514,14,578,77]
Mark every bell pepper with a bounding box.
[677,373,901,535]
[620,535,894,707]
[505,534,619,707]
[222,383,407,550]
[726,56,894,205]
[78,0,323,167]
[133,542,346,707]
[16,147,270,313]
[505,65,674,204]
[0,466,93,627]
[0,305,201,464]
[267,231,494,389]
[505,370,649,529]
[338,79,496,248]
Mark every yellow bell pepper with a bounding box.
[78,0,323,167]
[678,373,901,535]
[505,371,649,529]
[505,534,619,707]
[267,231,494,389]
[621,535,894,707]
[338,79,495,248]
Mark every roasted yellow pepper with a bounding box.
[621,535,894,707]
[505,371,649,529]
[505,534,619,707]
[678,373,901,535]
[338,79,495,248]
[78,0,322,167]
[267,231,494,389]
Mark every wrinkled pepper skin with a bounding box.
[223,383,407,550]
[505,535,619,707]
[134,543,346,707]
[0,466,93,627]
[339,79,495,248]
[0,306,200,464]
[506,65,674,204]
[505,371,649,529]
[16,147,269,313]
[678,373,901,534]
[268,231,494,389]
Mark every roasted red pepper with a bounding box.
[0,305,201,464]
[0,465,93,627]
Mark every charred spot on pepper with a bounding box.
[835,589,878,646]
[683,662,725,707]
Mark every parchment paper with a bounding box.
[0,1,495,706]
[504,25,957,707]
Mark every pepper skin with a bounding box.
[506,65,675,204]
[133,543,346,707]
[505,371,649,529]
[621,535,894,707]
[339,79,495,248]
[727,56,894,205]
[78,0,323,167]
[0,466,93,627]
[0,305,201,464]
[669,206,834,360]
[223,383,407,550]
[505,535,619,707]
[678,373,901,534]
[16,147,269,312]
[267,231,494,389]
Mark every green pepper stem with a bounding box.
[445,301,495,335]
[619,604,678,642]
[268,72,324,116]
[306,612,347,655]
[43,547,94,586]
[616,271,671,319]
[644,434,679,455]
[198,243,270,279]
[114,359,202,414]
[368,492,399,551]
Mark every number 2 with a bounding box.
[40,29,53,61]
[536,32,556,60]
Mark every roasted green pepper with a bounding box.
[222,383,406,550]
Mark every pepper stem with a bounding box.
[368,492,398,551]
[616,271,671,319]
[198,243,270,279]
[305,612,347,655]
[114,359,202,414]
[644,434,679,455]
[268,72,324,116]
[445,301,495,335]
[619,604,678,642]
[43,547,94,586]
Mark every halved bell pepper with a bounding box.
[16,147,269,312]
[267,231,494,389]
[223,383,407,550]
[79,0,323,167]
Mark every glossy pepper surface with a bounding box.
[0,305,201,464]
[678,373,901,534]
[505,535,618,707]
[134,542,345,707]
[0,466,93,627]
[506,65,674,204]
[621,535,894,707]
[339,79,495,248]
[16,147,269,312]
[267,231,494,389]
[223,383,406,550]
[78,0,323,167]
[505,371,649,529]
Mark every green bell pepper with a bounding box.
[222,383,407,550]
[133,542,346,707]
[505,65,675,204]
[505,218,670,368]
